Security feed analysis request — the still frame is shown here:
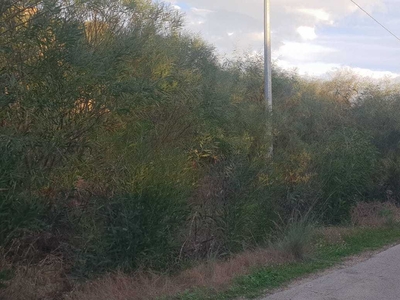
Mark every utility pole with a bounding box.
[264,0,273,155]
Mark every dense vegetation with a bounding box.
[1,0,400,277]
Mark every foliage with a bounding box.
[1,0,400,279]
[274,218,315,261]
[315,129,378,223]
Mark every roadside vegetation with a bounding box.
[2,0,400,299]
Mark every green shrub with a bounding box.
[2,0,400,281]
[379,208,396,227]
[0,193,48,246]
[315,128,378,223]
[69,184,190,274]
[274,219,315,261]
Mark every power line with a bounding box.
[350,0,400,43]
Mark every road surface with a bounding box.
[262,244,400,300]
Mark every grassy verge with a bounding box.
[6,225,399,300]
[172,227,400,300]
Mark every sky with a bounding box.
[164,0,400,78]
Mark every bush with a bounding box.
[103,188,187,270]
[315,129,378,223]
[2,0,400,283]
[274,218,315,261]
[0,193,48,246]
[351,202,400,227]
[63,187,189,275]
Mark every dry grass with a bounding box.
[1,226,346,300]
[3,217,393,300]
[64,248,292,300]
[316,227,355,245]
[0,255,70,300]
[64,224,367,300]
[351,202,400,227]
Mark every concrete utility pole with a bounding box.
[264,0,273,155]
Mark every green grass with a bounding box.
[169,227,400,300]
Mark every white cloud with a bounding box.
[276,42,337,62]
[276,61,400,79]
[297,26,317,40]
[190,7,214,16]
[248,32,264,42]
[351,67,400,79]
[298,8,331,22]
[276,60,341,76]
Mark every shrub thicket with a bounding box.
[1,0,400,276]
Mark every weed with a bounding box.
[274,218,315,261]
[351,202,400,227]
